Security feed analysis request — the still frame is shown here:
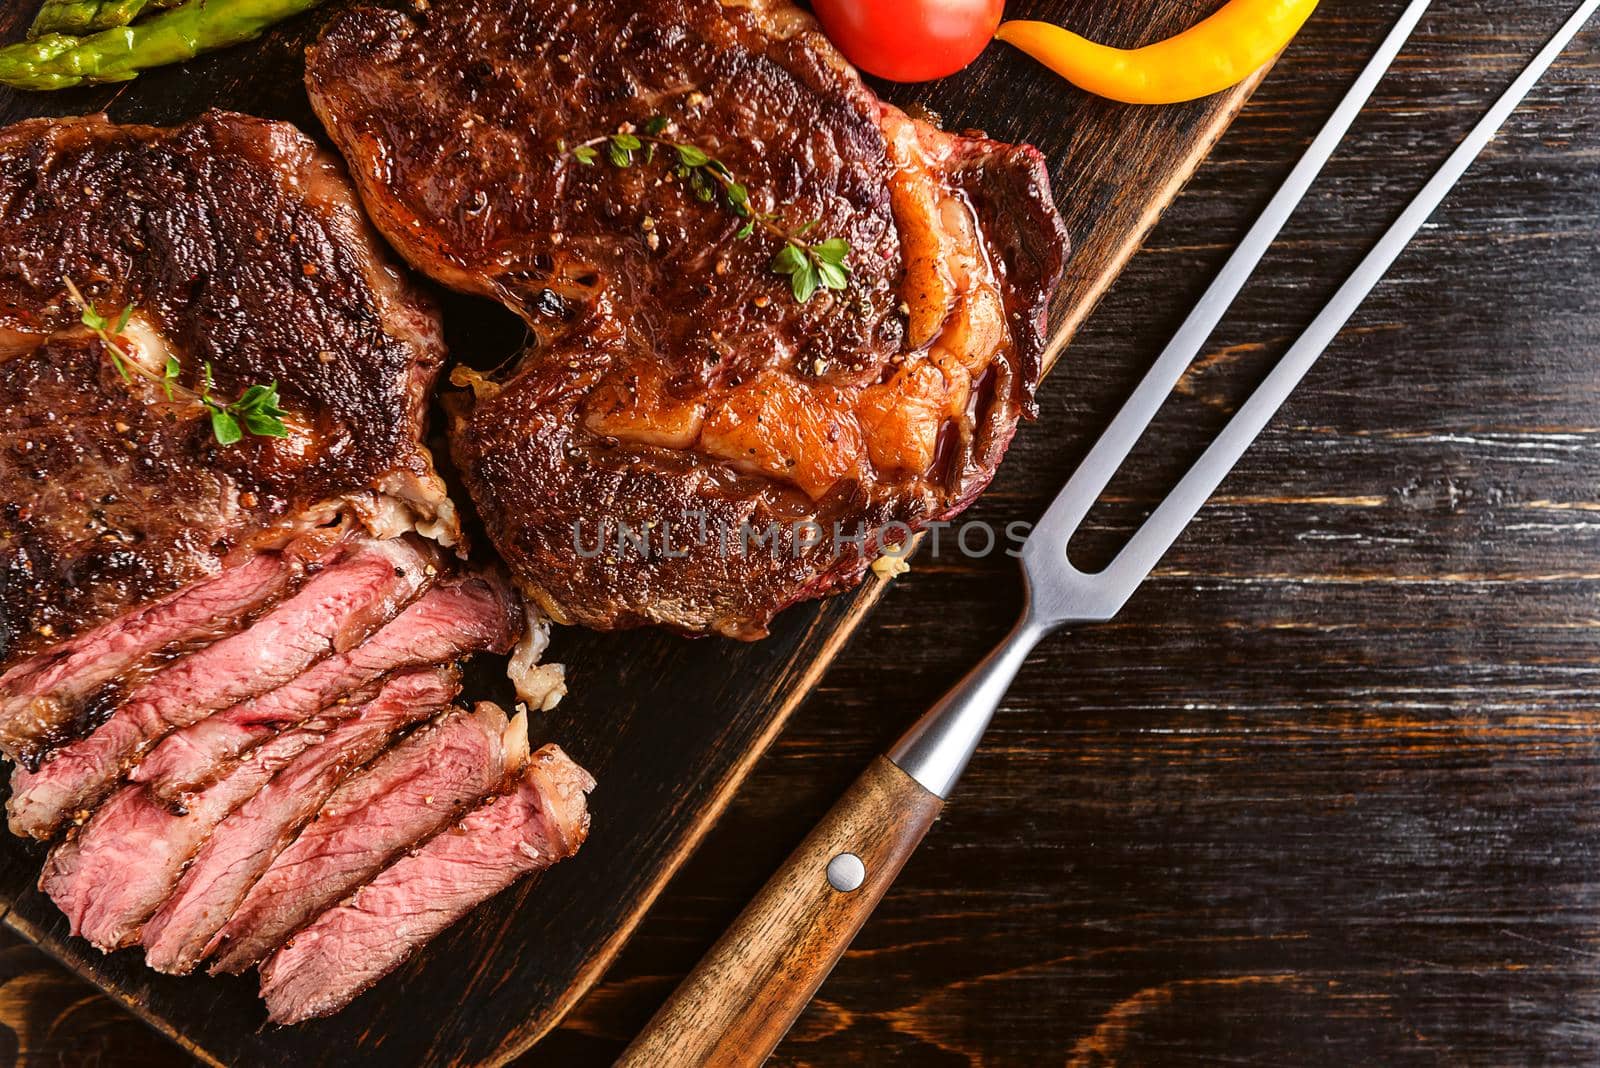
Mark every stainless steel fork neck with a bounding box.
[886,594,1056,799]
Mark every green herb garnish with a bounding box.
[770,233,851,304]
[71,282,137,381]
[161,353,180,400]
[200,362,290,444]
[64,277,290,445]
[562,117,853,304]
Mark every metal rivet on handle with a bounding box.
[826,852,865,893]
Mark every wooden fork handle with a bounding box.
[617,755,944,1067]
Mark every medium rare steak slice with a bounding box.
[43,668,457,954]
[0,550,300,766]
[306,0,1069,639]
[6,536,436,839]
[133,569,519,803]
[260,742,593,1025]
[142,667,460,975]
[207,702,529,974]
[43,726,325,951]
[0,111,456,671]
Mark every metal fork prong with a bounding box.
[894,0,1594,802]
[1087,0,1600,618]
[1023,0,1434,566]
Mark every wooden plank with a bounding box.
[0,0,1273,1063]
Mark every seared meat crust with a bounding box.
[0,111,453,664]
[308,0,1067,638]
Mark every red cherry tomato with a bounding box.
[812,0,1005,83]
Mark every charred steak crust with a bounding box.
[952,142,1070,423]
[0,111,452,666]
[306,0,1069,639]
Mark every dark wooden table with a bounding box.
[6,2,1600,1064]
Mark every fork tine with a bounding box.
[1024,0,1433,563]
[1080,0,1600,619]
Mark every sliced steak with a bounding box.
[42,725,328,951]
[0,111,456,672]
[260,742,593,1025]
[133,569,519,803]
[141,667,459,975]
[207,702,529,974]
[0,551,297,766]
[6,536,436,839]
[306,0,1068,638]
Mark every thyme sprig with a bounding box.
[198,363,290,445]
[770,228,851,304]
[561,117,852,304]
[64,278,290,446]
[68,278,139,383]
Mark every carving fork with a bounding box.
[621,1,1598,1062]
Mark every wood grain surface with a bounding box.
[6,0,1600,1064]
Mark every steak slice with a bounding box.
[133,569,519,803]
[0,550,298,766]
[259,742,593,1025]
[306,0,1068,638]
[207,702,529,974]
[0,110,456,673]
[6,536,436,839]
[42,726,327,951]
[142,667,459,974]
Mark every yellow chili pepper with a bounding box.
[994,0,1320,106]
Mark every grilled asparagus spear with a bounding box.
[0,0,323,91]
[28,0,179,39]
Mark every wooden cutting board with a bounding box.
[0,1,1273,1063]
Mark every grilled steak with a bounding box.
[305,0,1068,638]
[0,107,583,1026]
[207,702,528,974]
[133,569,520,803]
[259,742,593,1025]
[7,536,436,839]
[0,111,456,669]
[142,667,459,974]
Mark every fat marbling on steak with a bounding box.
[131,567,523,803]
[0,550,299,765]
[43,708,344,953]
[207,701,529,974]
[0,110,457,684]
[306,0,1069,639]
